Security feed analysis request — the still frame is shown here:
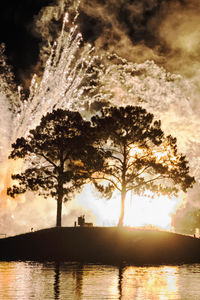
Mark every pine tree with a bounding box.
[7,109,103,227]
[91,106,195,226]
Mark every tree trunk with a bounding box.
[118,142,127,227]
[56,191,63,227]
[118,189,126,227]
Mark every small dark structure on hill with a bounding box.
[75,215,93,227]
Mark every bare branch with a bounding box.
[91,175,121,192]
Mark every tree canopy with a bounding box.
[7,109,103,227]
[91,106,195,226]
[8,105,195,228]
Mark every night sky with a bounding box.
[0,0,53,84]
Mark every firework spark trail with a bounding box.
[90,55,200,179]
[3,10,199,177]
[0,3,199,234]
[0,11,98,234]
[12,15,95,141]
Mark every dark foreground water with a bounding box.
[0,262,200,299]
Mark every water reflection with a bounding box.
[118,265,123,300]
[121,266,179,299]
[1,262,200,299]
[74,263,83,299]
[54,262,60,300]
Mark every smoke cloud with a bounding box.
[77,0,200,79]
[0,0,200,235]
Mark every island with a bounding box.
[0,227,200,265]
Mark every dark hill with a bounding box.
[0,227,200,265]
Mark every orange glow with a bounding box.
[77,185,182,230]
[122,266,178,299]
[123,191,181,230]
[129,142,177,168]
[0,160,25,211]
[78,142,180,230]
[129,144,145,161]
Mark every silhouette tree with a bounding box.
[7,109,103,227]
[91,106,195,226]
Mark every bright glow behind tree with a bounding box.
[0,6,198,234]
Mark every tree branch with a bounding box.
[91,175,121,192]
[36,152,58,168]
[107,164,123,172]
[127,174,172,191]
[109,154,123,164]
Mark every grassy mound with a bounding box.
[0,227,200,265]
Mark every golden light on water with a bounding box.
[122,266,178,299]
[0,262,182,299]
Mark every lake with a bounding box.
[0,261,200,299]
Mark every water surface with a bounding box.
[0,261,200,299]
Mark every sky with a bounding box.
[1,0,200,85]
[1,0,200,235]
[0,0,52,85]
